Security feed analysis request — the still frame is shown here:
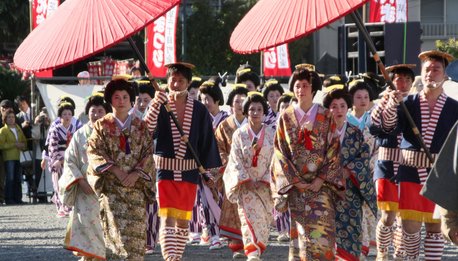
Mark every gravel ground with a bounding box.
[1,202,458,260]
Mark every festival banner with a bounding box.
[146,6,179,78]
[263,44,291,77]
[31,0,60,77]
[369,0,408,23]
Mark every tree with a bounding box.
[0,66,29,103]
[436,38,458,58]
[0,1,29,56]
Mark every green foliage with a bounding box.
[0,1,29,46]
[0,66,29,102]
[436,38,458,58]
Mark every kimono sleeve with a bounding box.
[223,130,249,203]
[48,127,62,168]
[317,115,344,191]
[197,108,222,170]
[132,123,154,182]
[59,133,84,207]
[87,120,115,174]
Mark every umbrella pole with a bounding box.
[350,11,434,165]
[127,37,210,180]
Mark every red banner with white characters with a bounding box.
[146,6,179,78]
[263,44,291,77]
[31,0,60,77]
[369,0,408,23]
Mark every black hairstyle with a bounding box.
[242,93,269,116]
[348,81,374,102]
[389,67,415,82]
[199,76,225,106]
[2,108,15,124]
[323,88,352,109]
[15,95,29,106]
[188,77,203,91]
[103,79,136,105]
[166,64,192,82]
[138,83,155,99]
[57,102,74,117]
[262,79,284,100]
[361,72,386,100]
[130,67,142,75]
[289,68,322,97]
[58,96,76,109]
[235,64,260,87]
[276,94,296,112]
[84,95,112,115]
[423,54,450,68]
[322,75,348,89]
[226,86,249,106]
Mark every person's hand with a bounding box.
[450,231,458,246]
[78,179,94,195]
[15,142,25,149]
[22,121,30,128]
[294,182,309,190]
[122,172,140,187]
[343,168,352,179]
[53,160,63,172]
[153,91,168,105]
[389,90,404,103]
[307,177,324,192]
[41,159,46,170]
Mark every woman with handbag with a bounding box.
[0,109,27,205]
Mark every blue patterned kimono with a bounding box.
[336,123,377,260]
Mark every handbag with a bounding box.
[20,150,33,167]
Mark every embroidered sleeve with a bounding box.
[87,121,115,175]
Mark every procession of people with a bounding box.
[1,47,458,261]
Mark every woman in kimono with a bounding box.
[323,88,377,260]
[214,85,248,258]
[87,79,155,260]
[262,79,284,129]
[189,76,228,249]
[271,67,344,260]
[59,94,111,260]
[48,102,80,217]
[223,93,275,261]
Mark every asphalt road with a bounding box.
[1,202,458,260]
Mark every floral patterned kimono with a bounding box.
[271,104,344,260]
[335,122,377,261]
[48,120,80,216]
[223,124,275,258]
[59,124,105,260]
[87,114,155,261]
[214,115,247,246]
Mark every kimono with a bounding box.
[144,94,221,219]
[48,120,80,216]
[214,115,247,247]
[271,104,344,260]
[43,117,82,161]
[87,113,155,261]
[381,91,458,222]
[59,124,105,260]
[335,123,377,261]
[223,124,275,257]
[264,107,278,129]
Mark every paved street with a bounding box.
[1,202,458,260]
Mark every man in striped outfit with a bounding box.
[379,50,458,260]
[144,62,222,261]
[370,64,416,260]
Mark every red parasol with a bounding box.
[230,0,368,54]
[14,0,180,72]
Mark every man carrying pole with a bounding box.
[379,50,458,260]
[144,62,222,260]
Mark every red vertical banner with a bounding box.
[369,0,408,23]
[146,6,179,78]
[31,0,60,77]
[263,44,291,77]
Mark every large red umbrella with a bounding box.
[230,0,368,54]
[231,0,434,165]
[14,0,180,72]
